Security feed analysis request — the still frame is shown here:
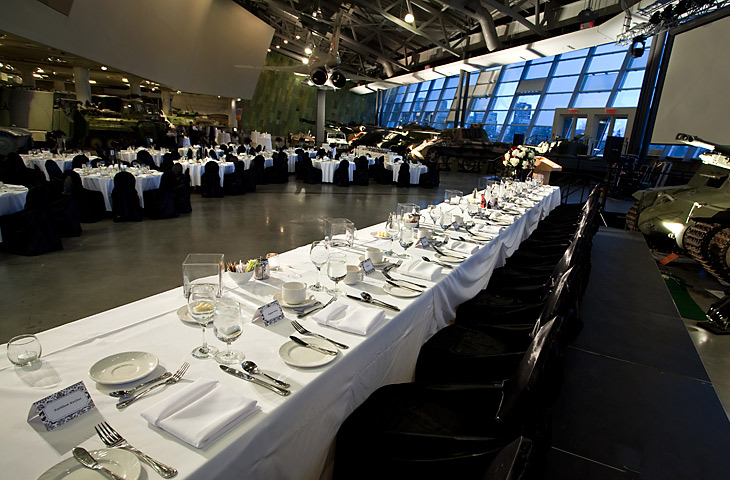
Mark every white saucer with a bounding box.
[279,337,338,368]
[37,449,141,480]
[370,231,390,239]
[384,283,421,298]
[89,352,159,385]
[176,305,198,324]
[358,255,389,268]
[273,293,318,309]
[435,253,464,263]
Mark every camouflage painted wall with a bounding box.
[237,53,375,138]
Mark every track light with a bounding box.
[404,0,414,23]
[630,35,646,58]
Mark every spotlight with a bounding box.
[330,70,347,89]
[404,13,414,23]
[630,35,646,58]
[649,11,662,25]
[310,68,327,86]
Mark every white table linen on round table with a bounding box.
[251,132,272,151]
[0,187,560,480]
[385,162,428,184]
[312,159,356,183]
[118,149,165,167]
[0,184,28,242]
[176,161,235,187]
[77,170,163,211]
[21,155,74,180]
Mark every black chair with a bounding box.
[418,160,440,188]
[223,160,246,196]
[111,171,143,222]
[72,154,89,169]
[333,318,561,479]
[332,159,351,187]
[237,145,246,155]
[159,153,174,172]
[316,148,327,159]
[295,152,308,181]
[48,176,82,237]
[352,156,369,186]
[272,152,289,183]
[255,144,263,153]
[252,155,267,185]
[44,160,65,196]
[187,148,194,160]
[302,157,322,184]
[143,171,178,219]
[201,161,224,198]
[396,162,410,187]
[0,185,63,256]
[136,150,156,169]
[171,163,192,214]
[63,170,106,223]
[374,157,391,185]
[209,150,218,160]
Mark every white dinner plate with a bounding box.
[273,293,319,309]
[435,253,464,263]
[369,231,390,239]
[89,352,159,385]
[176,305,198,324]
[37,449,141,480]
[279,337,338,368]
[358,255,390,268]
[383,283,421,298]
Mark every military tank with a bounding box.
[626,134,730,283]
[408,125,511,172]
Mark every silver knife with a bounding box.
[289,336,338,356]
[73,447,125,480]
[382,270,427,289]
[385,279,422,293]
[297,296,337,318]
[345,294,401,312]
[220,365,291,396]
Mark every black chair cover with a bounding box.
[396,162,410,187]
[187,148,194,160]
[252,155,267,185]
[352,156,369,186]
[0,185,63,256]
[333,159,351,187]
[374,157,391,185]
[136,150,156,168]
[418,161,440,188]
[111,171,143,222]
[63,170,106,223]
[44,160,66,196]
[201,161,224,198]
[159,153,174,172]
[223,160,246,196]
[143,171,178,219]
[171,163,192,214]
[72,154,89,169]
[303,157,322,184]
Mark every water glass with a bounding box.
[183,253,224,299]
[7,334,42,366]
[444,189,463,205]
[326,253,348,297]
[188,284,219,359]
[213,298,244,365]
[309,241,330,291]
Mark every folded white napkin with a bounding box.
[448,241,479,254]
[312,303,385,335]
[474,224,502,235]
[397,257,442,281]
[141,378,258,448]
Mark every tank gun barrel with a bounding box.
[676,133,730,156]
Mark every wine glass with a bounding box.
[427,205,440,225]
[384,212,401,257]
[309,240,330,291]
[188,284,219,359]
[399,226,415,257]
[213,298,244,364]
[326,253,348,297]
[439,211,452,230]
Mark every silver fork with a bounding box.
[116,362,189,409]
[95,422,178,478]
[291,320,349,349]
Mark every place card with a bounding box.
[452,221,460,231]
[31,381,95,431]
[253,300,284,327]
[419,236,430,248]
[360,258,376,275]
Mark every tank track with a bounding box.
[684,222,730,283]
[625,202,640,231]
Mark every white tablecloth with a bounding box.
[176,161,235,187]
[77,169,163,211]
[118,149,166,167]
[251,132,272,151]
[216,132,231,145]
[177,147,225,159]
[312,159,355,183]
[0,187,560,480]
[0,184,28,243]
[21,155,74,180]
[386,162,428,184]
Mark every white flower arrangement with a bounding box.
[502,145,536,172]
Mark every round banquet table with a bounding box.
[118,149,165,167]
[176,161,235,187]
[0,184,28,243]
[21,154,74,180]
[312,159,356,183]
[76,169,162,211]
[386,162,428,184]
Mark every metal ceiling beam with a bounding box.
[478,0,547,36]
[352,0,461,57]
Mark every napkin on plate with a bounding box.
[312,303,385,336]
[141,378,258,448]
[474,224,502,235]
[448,241,479,255]
[397,257,442,281]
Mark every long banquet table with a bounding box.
[0,187,559,480]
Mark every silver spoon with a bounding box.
[421,256,454,269]
[242,361,290,388]
[360,292,400,311]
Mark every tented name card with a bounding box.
[452,221,460,231]
[253,300,284,327]
[360,259,376,275]
[419,237,430,248]
[31,381,95,431]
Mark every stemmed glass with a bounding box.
[326,253,348,297]
[399,226,415,257]
[188,284,219,359]
[309,240,330,291]
[427,205,440,225]
[384,212,402,257]
[213,297,244,364]
[439,211,452,230]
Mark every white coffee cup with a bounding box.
[366,247,384,265]
[344,265,364,285]
[452,214,464,226]
[281,281,307,305]
[419,226,434,240]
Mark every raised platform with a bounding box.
[547,227,730,479]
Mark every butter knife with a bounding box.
[73,447,124,480]
[345,293,401,312]
[297,295,336,318]
[385,279,422,293]
[289,336,338,356]
[219,365,291,396]
[381,270,427,289]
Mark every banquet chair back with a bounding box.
[63,170,105,223]
[201,161,224,198]
[187,148,194,160]
[272,152,289,183]
[374,157,391,185]
[353,156,369,186]
[72,154,89,169]
[159,154,174,172]
[111,171,143,222]
[143,171,178,219]
[396,162,410,187]
[44,160,65,195]
[136,150,156,168]
[171,164,193,214]
[295,152,308,180]
[209,150,218,160]
[0,184,63,256]
[237,145,246,154]
[333,159,350,187]
[316,148,326,159]
[252,155,266,185]
[304,158,323,184]
[224,160,246,195]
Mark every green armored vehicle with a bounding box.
[626,142,730,282]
